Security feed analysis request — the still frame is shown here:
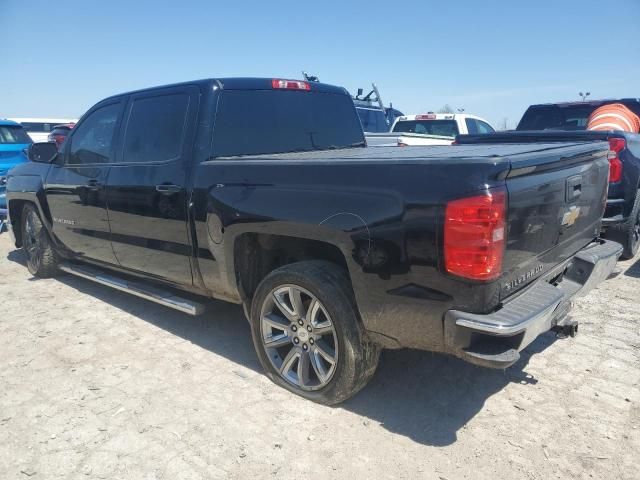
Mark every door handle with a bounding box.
[155,184,182,194]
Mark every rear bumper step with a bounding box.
[59,263,205,316]
[444,239,623,369]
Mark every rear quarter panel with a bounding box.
[190,155,508,350]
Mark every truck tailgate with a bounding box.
[501,141,610,300]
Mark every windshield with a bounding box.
[211,90,365,157]
[392,119,459,137]
[356,107,389,133]
[0,126,32,144]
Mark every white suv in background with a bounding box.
[9,117,78,142]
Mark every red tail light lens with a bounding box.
[607,137,625,183]
[444,188,507,281]
[271,79,311,91]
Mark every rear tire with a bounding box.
[21,204,59,278]
[250,260,380,405]
[607,190,640,260]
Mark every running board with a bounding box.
[59,263,205,316]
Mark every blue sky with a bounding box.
[1,0,639,128]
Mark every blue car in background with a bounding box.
[0,120,32,231]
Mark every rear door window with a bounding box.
[465,119,495,134]
[122,93,190,163]
[393,120,459,137]
[476,120,495,133]
[465,118,479,135]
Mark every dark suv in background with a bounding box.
[48,123,75,149]
[457,98,640,259]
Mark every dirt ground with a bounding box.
[0,233,638,480]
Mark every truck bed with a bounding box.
[212,141,604,164]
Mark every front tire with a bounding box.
[21,204,59,278]
[250,261,380,405]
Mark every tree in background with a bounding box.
[437,104,454,114]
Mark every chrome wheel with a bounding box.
[260,284,338,391]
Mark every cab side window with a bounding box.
[68,104,120,165]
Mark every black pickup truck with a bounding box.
[6,78,622,404]
[457,99,640,259]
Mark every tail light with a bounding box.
[397,141,408,147]
[271,79,310,91]
[444,188,507,281]
[48,134,66,147]
[607,137,625,183]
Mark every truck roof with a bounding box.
[100,77,350,102]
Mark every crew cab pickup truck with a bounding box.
[456,99,640,259]
[366,113,496,147]
[6,78,621,404]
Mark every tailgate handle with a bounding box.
[566,175,582,202]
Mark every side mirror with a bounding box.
[28,142,59,163]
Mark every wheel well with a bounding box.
[8,200,29,247]
[234,233,350,302]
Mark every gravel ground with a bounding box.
[0,233,638,480]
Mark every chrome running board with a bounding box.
[59,263,205,316]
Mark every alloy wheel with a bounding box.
[260,284,338,391]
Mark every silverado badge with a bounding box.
[561,206,581,227]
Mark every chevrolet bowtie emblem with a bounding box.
[562,206,581,227]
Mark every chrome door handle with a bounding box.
[155,184,182,194]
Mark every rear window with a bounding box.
[356,107,389,133]
[517,106,597,131]
[0,126,32,144]
[392,119,459,137]
[211,90,365,157]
